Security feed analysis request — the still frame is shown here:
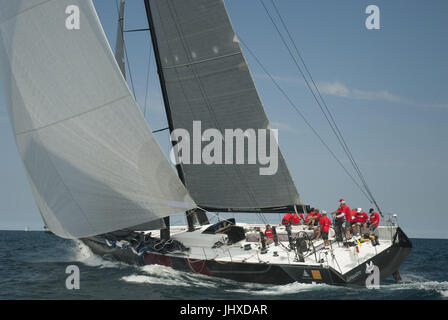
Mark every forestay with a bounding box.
[146,0,304,211]
[0,0,195,238]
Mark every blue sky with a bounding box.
[0,0,447,238]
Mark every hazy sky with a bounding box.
[0,0,447,238]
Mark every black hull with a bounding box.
[82,227,412,286]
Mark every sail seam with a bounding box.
[15,94,131,136]
[162,52,242,70]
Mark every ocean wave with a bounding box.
[121,265,218,289]
[227,281,334,296]
[121,274,191,287]
[382,279,448,298]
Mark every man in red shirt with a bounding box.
[264,224,274,244]
[305,208,315,228]
[331,199,352,241]
[354,208,369,236]
[316,211,331,246]
[312,209,322,236]
[291,212,301,225]
[368,208,380,236]
[282,212,293,225]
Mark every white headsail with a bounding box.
[0,0,195,238]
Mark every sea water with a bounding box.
[0,231,447,300]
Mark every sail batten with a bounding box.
[162,51,243,70]
[145,0,304,211]
[0,0,195,238]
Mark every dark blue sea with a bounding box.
[0,231,447,300]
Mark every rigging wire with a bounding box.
[124,46,137,101]
[264,0,379,210]
[258,0,382,212]
[114,0,137,101]
[143,37,153,119]
[239,38,372,203]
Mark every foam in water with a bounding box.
[378,272,448,298]
[228,281,332,296]
[71,240,122,268]
[121,265,218,288]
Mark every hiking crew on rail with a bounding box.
[278,198,381,247]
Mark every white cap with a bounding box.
[357,208,362,213]
[321,210,327,215]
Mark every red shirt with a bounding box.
[291,213,301,225]
[315,211,322,220]
[369,212,380,226]
[337,205,351,220]
[306,211,315,223]
[319,216,331,233]
[264,228,274,240]
[357,212,368,223]
[282,213,293,224]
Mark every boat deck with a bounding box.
[142,223,395,276]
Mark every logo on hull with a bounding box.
[301,270,311,279]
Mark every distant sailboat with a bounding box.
[24,226,29,232]
[0,0,411,285]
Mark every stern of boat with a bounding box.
[342,225,412,286]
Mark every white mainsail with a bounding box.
[0,0,195,238]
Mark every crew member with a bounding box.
[354,208,369,236]
[282,212,293,225]
[291,212,301,225]
[305,208,315,228]
[355,208,368,236]
[264,224,274,244]
[312,209,322,236]
[368,208,380,236]
[331,199,351,241]
[316,211,331,246]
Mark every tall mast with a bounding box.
[115,0,126,79]
[143,0,200,237]
[144,0,180,238]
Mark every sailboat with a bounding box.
[0,0,411,286]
